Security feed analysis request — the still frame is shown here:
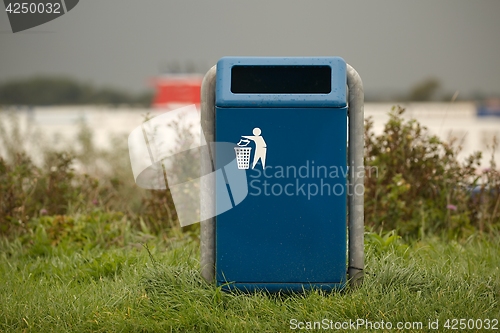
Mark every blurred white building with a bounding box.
[0,102,499,168]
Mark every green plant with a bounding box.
[364,230,408,256]
[364,106,500,239]
[472,137,500,234]
[0,150,112,236]
[0,111,184,238]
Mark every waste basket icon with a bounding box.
[234,146,252,169]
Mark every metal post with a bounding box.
[200,65,216,283]
[347,64,365,287]
[200,62,364,287]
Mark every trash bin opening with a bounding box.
[231,65,332,94]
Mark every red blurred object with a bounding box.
[151,75,203,108]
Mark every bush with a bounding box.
[0,151,107,235]
[2,105,499,241]
[0,112,178,238]
[364,106,500,239]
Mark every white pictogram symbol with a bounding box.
[235,127,267,169]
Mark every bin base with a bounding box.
[217,281,346,293]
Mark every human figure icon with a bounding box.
[242,127,267,169]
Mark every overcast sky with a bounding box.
[1,0,499,99]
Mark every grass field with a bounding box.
[1,223,498,332]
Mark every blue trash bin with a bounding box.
[214,57,348,292]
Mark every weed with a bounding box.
[364,106,500,239]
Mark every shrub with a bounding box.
[0,111,179,238]
[364,106,500,238]
[0,153,38,234]
[2,105,498,241]
[0,151,107,236]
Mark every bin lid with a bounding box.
[216,57,347,108]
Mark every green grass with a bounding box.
[1,228,499,332]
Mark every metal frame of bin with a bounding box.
[200,60,364,288]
